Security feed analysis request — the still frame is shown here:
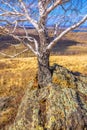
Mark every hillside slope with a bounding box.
[0,31,87,58]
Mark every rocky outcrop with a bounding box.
[0,96,16,129]
[2,64,87,130]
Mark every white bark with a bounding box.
[47,15,87,50]
[23,25,39,55]
[20,1,38,30]
[0,25,39,56]
[38,0,50,16]
[38,0,69,18]
[0,0,87,57]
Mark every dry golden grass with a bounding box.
[0,55,87,128]
[50,55,87,75]
[0,57,37,128]
[0,57,37,97]
[0,55,87,97]
[66,32,87,44]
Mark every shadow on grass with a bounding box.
[52,38,80,55]
[0,35,85,55]
[0,35,20,50]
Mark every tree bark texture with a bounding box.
[37,23,52,87]
[37,50,52,87]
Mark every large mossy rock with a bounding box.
[8,64,87,130]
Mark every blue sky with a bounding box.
[0,0,87,27]
[46,0,87,27]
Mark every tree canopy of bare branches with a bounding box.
[0,0,87,86]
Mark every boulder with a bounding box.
[5,64,87,130]
[0,96,16,129]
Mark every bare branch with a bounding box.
[24,42,38,55]
[0,19,27,24]
[46,0,62,14]
[23,25,39,54]
[20,1,38,30]
[33,39,39,53]
[38,0,49,16]
[47,15,87,50]
[46,0,69,16]
[1,0,18,13]
[0,26,9,34]
[0,0,86,58]
[23,25,34,42]
[11,48,29,58]
[12,21,18,33]
[11,34,39,56]
[24,25,39,53]
[0,12,23,17]
[0,48,29,58]
[0,26,39,56]
[0,20,39,56]
[0,51,13,58]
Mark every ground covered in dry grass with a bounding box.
[0,55,87,97]
[0,55,87,128]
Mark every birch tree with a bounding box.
[0,0,87,87]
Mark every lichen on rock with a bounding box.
[2,64,87,130]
